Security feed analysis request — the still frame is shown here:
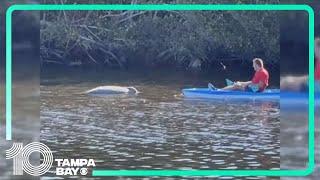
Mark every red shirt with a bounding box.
[251,68,269,91]
[316,58,320,80]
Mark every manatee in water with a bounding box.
[85,86,139,95]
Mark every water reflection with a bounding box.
[40,76,280,178]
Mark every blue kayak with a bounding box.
[182,88,280,100]
[182,87,320,104]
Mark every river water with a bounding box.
[2,68,318,179]
[39,69,281,179]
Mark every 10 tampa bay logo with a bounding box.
[6,142,95,176]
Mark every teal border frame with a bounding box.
[5,4,315,177]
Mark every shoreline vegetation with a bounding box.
[1,0,318,74]
[40,0,280,72]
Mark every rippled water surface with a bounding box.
[40,71,280,178]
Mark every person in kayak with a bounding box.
[280,37,320,92]
[210,58,269,92]
[315,38,320,85]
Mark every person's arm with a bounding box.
[247,80,267,92]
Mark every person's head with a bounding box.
[315,37,320,58]
[253,58,264,71]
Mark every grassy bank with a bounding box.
[40,0,280,71]
[1,0,318,74]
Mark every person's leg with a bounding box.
[222,84,244,90]
[222,85,235,90]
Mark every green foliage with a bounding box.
[41,0,281,70]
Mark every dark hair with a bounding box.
[253,58,264,68]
